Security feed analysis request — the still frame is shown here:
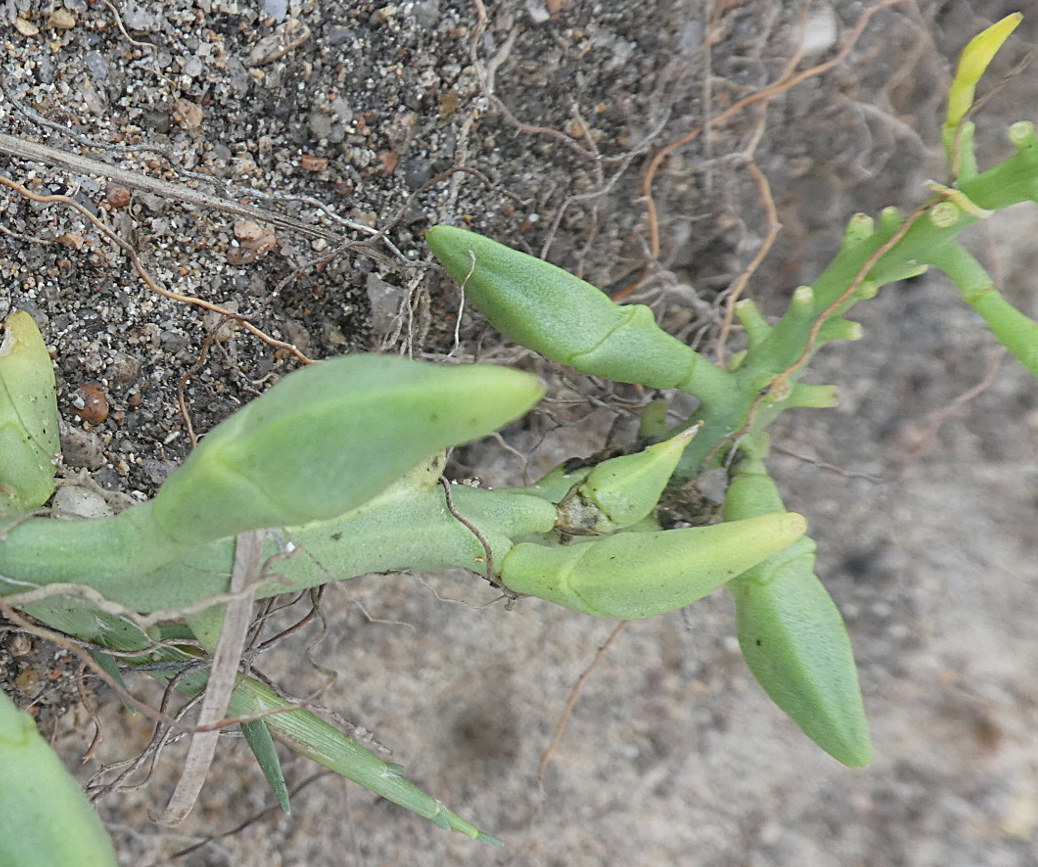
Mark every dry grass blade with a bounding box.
[0,132,340,244]
[157,529,263,826]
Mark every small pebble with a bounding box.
[75,383,110,425]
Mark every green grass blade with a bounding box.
[229,676,502,845]
[241,719,291,815]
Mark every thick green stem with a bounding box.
[676,355,736,407]
[0,479,557,614]
[675,136,1038,480]
[0,501,187,585]
[928,242,1038,376]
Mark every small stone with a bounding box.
[261,0,289,22]
[14,18,39,37]
[525,1,550,24]
[106,352,140,385]
[404,156,433,190]
[52,484,114,519]
[75,383,110,425]
[14,668,40,690]
[230,221,278,263]
[331,97,353,124]
[301,154,328,172]
[61,429,105,469]
[55,233,85,250]
[246,18,311,67]
[172,98,204,129]
[182,55,204,78]
[47,9,76,29]
[308,110,333,141]
[105,185,131,208]
[8,633,33,656]
[234,220,266,242]
[84,51,109,83]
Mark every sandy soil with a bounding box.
[1,1,1036,865]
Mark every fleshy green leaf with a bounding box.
[0,311,60,516]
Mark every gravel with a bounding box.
[1,1,1036,865]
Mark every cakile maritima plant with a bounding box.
[0,13,1035,859]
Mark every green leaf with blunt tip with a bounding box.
[426,225,706,389]
[723,437,871,767]
[0,691,118,867]
[0,311,60,516]
[729,540,873,768]
[152,354,544,545]
[500,512,806,618]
